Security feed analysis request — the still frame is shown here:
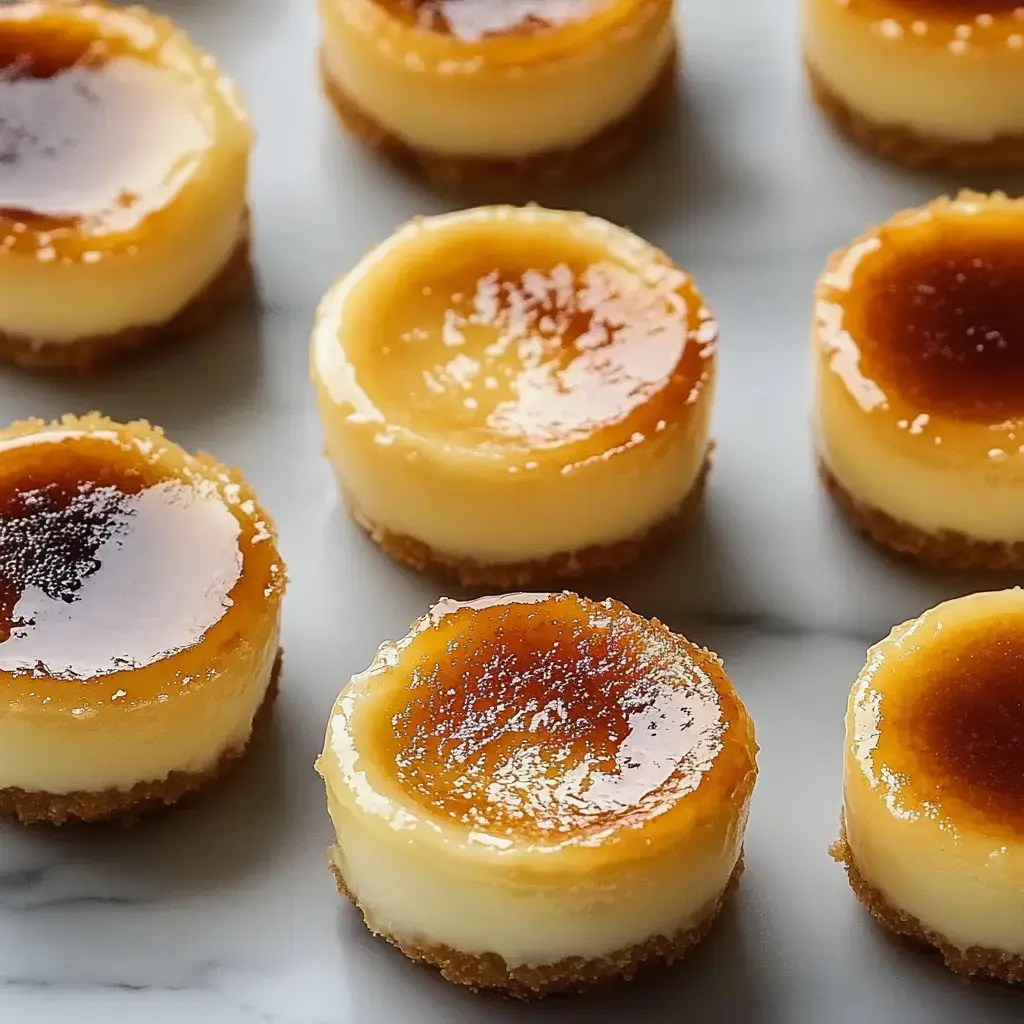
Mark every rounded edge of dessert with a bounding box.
[317,592,756,992]
[803,0,1024,166]
[321,0,672,76]
[0,413,287,821]
[0,1,253,360]
[319,591,758,871]
[311,205,716,578]
[814,191,1024,556]
[318,41,677,189]
[835,590,1024,977]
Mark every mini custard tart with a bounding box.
[0,1,253,371]
[317,592,757,998]
[804,0,1024,169]
[833,589,1024,983]
[317,0,677,188]
[0,414,286,825]
[814,191,1024,570]
[311,205,717,589]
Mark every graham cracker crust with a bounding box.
[320,47,678,191]
[819,461,1024,571]
[350,453,711,589]
[0,214,254,374]
[0,649,282,827]
[331,851,743,998]
[831,829,1024,984]
[806,60,1024,171]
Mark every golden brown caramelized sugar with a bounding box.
[0,3,211,258]
[0,419,281,711]
[839,0,1024,51]
[378,0,609,40]
[819,197,1024,424]
[356,231,716,456]
[881,619,1024,834]
[373,593,749,842]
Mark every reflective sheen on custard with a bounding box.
[0,3,216,260]
[349,224,716,457]
[369,593,752,842]
[835,0,1024,50]
[854,611,1024,841]
[379,0,609,39]
[0,421,282,713]
[817,194,1024,440]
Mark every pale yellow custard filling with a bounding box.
[804,0,1024,143]
[318,0,674,158]
[0,2,251,345]
[815,192,1024,543]
[844,589,1024,954]
[0,415,285,795]
[318,593,757,968]
[312,205,717,566]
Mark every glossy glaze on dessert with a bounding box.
[0,422,280,714]
[379,0,608,39]
[0,4,214,262]
[830,220,1024,424]
[862,616,1024,836]
[344,214,716,465]
[832,0,1024,49]
[372,593,741,843]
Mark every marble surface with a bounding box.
[1,1,1023,1021]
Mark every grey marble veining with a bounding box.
[2,0,1023,1021]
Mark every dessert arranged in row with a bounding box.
[0,413,1018,992]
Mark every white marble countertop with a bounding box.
[1,1,1023,1021]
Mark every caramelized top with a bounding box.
[841,0,1024,51]
[341,209,716,466]
[0,418,283,713]
[817,193,1024,429]
[364,593,754,844]
[0,3,217,260]
[854,599,1024,839]
[377,0,609,40]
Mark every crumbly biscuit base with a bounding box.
[331,852,742,999]
[819,462,1024,571]
[806,61,1024,171]
[831,828,1024,984]
[0,650,282,827]
[320,47,678,191]
[0,214,254,374]
[349,454,710,589]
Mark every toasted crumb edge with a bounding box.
[818,461,1024,571]
[319,46,678,191]
[806,60,1024,171]
[0,650,282,826]
[349,453,711,589]
[832,825,1024,984]
[0,215,253,374]
[330,851,742,998]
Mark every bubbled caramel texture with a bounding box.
[0,10,209,254]
[844,226,1024,423]
[890,620,1024,833]
[376,595,731,841]
[357,233,715,455]
[380,0,607,40]
[0,433,242,687]
[886,1,1024,14]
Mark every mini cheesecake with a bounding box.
[834,589,1024,983]
[318,0,676,187]
[815,191,1024,569]
[0,1,252,371]
[317,592,757,997]
[312,205,717,588]
[805,0,1024,169]
[0,414,285,824]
